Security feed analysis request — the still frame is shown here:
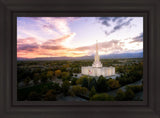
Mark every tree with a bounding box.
[55,70,61,78]
[71,77,77,85]
[89,86,96,98]
[33,73,40,85]
[52,83,61,93]
[115,89,125,101]
[41,72,48,83]
[62,80,70,95]
[63,64,69,68]
[91,93,114,101]
[47,71,54,80]
[89,78,97,90]
[71,85,88,96]
[70,72,73,77]
[125,88,135,100]
[61,72,70,81]
[76,77,83,85]
[44,89,56,101]
[97,75,108,92]
[126,85,143,93]
[107,79,120,90]
[82,78,89,88]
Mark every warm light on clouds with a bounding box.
[17,17,143,59]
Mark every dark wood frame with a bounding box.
[0,0,160,118]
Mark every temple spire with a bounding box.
[96,40,98,59]
[92,40,102,67]
[95,40,99,62]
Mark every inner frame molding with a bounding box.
[12,11,148,106]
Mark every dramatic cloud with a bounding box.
[73,40,124,55]
[42,24,60,36]
[17,37,39,52]
[31,17,77,35]
[112,19,133,31]
[130,32,143,43]
[41,33,75,50]
[17,37,37,45]
[73,38,142,55]
[74,45,93,51]
[99,17,128,27]
[98,17,133,35]
[17,33,77,58]
[99,17,112,26]
[42,34,73,45]
[18,43,39,51]
[98,40,125,54]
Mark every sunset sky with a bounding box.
[17,17,143,58]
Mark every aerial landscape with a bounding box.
[17,17,143,101]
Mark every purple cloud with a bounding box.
[41,45,65,50]
[131,32,143,43]
[18,43,39,51]
[74,40,123,53]
[99,17,133,36]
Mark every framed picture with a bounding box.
[0,0,160,118]
[16,16,144,102]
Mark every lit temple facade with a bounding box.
[81,41,115,77]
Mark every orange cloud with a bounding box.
[17,37,37,44]
[17,33,77,58]
[17,36,125,58]
[42,33,73,46]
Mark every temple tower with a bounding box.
[81,40,115,77]
[92,40,103,67]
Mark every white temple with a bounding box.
[81,40,115,77]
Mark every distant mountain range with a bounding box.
[17,52,143,61]
[100,52,143,59]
